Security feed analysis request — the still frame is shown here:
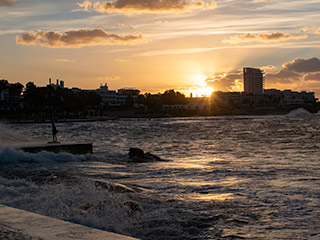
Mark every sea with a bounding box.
[0,109,319,239]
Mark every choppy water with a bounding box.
[1,113,320,239]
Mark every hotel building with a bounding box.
[243,67,264,94]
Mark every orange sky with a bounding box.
[1,0,320,97]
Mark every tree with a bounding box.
[161,89,187,105]
[8,83,24,97]
[0,79,8,92]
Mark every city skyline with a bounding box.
[1,0,320,97]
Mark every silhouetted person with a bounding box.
[51,119,58,142]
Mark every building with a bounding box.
[47,78,64,89]
[243,67,264,94]
[0,82,24,112]
[94,83,140,108]
[264,89,316,107]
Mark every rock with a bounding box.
[129,148,145,159]
[128,148,162,162]
[144,152,161,161]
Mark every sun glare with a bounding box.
[192,74,208,87]
[191,86,214,97]
[190,74,214,97]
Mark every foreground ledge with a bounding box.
[0,204,138,240]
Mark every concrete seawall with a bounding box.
[0,204,138,240]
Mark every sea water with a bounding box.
[0,113,319,239]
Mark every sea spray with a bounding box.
[0,147,89,164]
[286,108,311,117]
[0,123,29,146]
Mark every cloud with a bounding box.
[206,72,243,92]
[78,1,92,11]
[282,57,320,73]
[253,0,271,2]
[303,72,320,81]
[0,0,16,6]
[16,29,146,48]
[155,20,169,25]
[224,32,307,44]
[261,65,276,71]
[205,58,320,93]
[97,76,121,81]
[265,69,300,84]
[315,28,320,34]
[114,58,129,63]
[78,0,217,14]
[56,58,74,63]
[266,57,320,85]
[301,27,311,33]
[117,23,135,29]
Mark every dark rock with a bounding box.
[128,148,162,162]
[144,152,161,161]
[129,148,145,159]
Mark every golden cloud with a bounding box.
[97,76,121,81]
[224,32,307,44]
[301,27,311,33]
[16,29,146,48]
[114,58,129,63]
[253,0,271,2]
[78,0,217,14]
[266,57,320,84]
[56,58,74,63]
[261,65,276,71]
[78,1,92,11]
[0,0,16,6]
[303,72,320,81]
[206,72,243,92]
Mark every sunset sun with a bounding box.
[190,74,214,97]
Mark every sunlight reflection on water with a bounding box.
[1,116,320,240]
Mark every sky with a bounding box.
[1,0,320,97]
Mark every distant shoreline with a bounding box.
[2,107,319,124]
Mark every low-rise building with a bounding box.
[94,83,140,108]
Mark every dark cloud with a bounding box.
[206,72,242,92]
[303,72,320,81]
[16,29,146,48]
[205,57,320,92]
[266,57,320,84]
[78,0,216,14]
[0,0,16,6]
[225,32,307,44]
[282,57,320,73]
[265,69,300,84]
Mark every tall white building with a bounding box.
[243,67,264,94]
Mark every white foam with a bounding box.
[0,147,87,164]
[286,108,311,117]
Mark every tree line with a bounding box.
[0,80,190,119]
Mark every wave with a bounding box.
[0,147,90,164]
[0,175,203,240]
[286,108,312,117]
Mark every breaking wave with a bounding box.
[286,108,312,117]
[0,147,89,164]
